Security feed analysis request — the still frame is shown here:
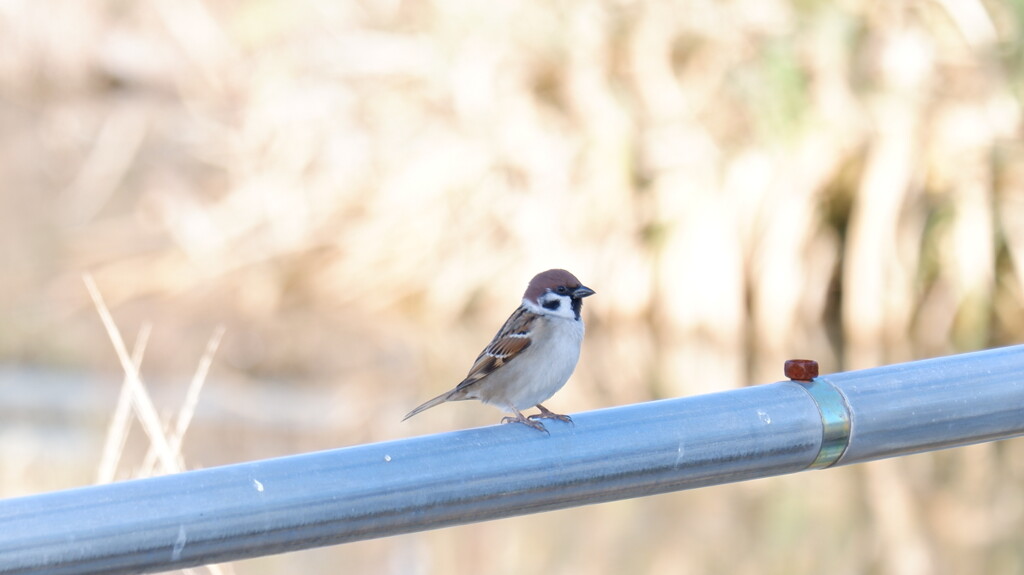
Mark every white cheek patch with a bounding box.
[536,293,577,319]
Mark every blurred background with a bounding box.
[1,0,1023,573]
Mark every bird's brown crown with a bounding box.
[523,269,583,303]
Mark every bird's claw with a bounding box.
[501,413,549,433]
[529,412,572,424]
[530,404,573,425]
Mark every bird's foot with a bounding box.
[501,411,549,433]
[529,404,573,425]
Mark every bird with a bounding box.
[403,269,595,432]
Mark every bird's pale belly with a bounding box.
[473,319,584,412]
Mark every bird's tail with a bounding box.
[402,390,455,421]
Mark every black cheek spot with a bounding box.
[543,299,561,311]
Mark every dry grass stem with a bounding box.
[95,323,152,484]
[84,274,181,474]
[138,326,225,477]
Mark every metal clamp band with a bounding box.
[796,377,852,469]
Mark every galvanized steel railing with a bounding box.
[1,345,1023,575]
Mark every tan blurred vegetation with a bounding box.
[1,0,1023,573]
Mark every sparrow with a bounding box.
[403,269,595,432]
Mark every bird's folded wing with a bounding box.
[454,307,535,391]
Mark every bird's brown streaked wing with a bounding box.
[453,307,536,392]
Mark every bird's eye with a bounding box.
[556,286,568,295]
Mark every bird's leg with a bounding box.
[529,403,573,425]
[501,409,549,433]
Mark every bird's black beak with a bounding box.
[572,285,596,299]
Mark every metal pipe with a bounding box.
[2,345,1023,575]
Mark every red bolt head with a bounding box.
[785,359,819,381]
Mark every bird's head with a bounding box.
[522,269,595,320]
